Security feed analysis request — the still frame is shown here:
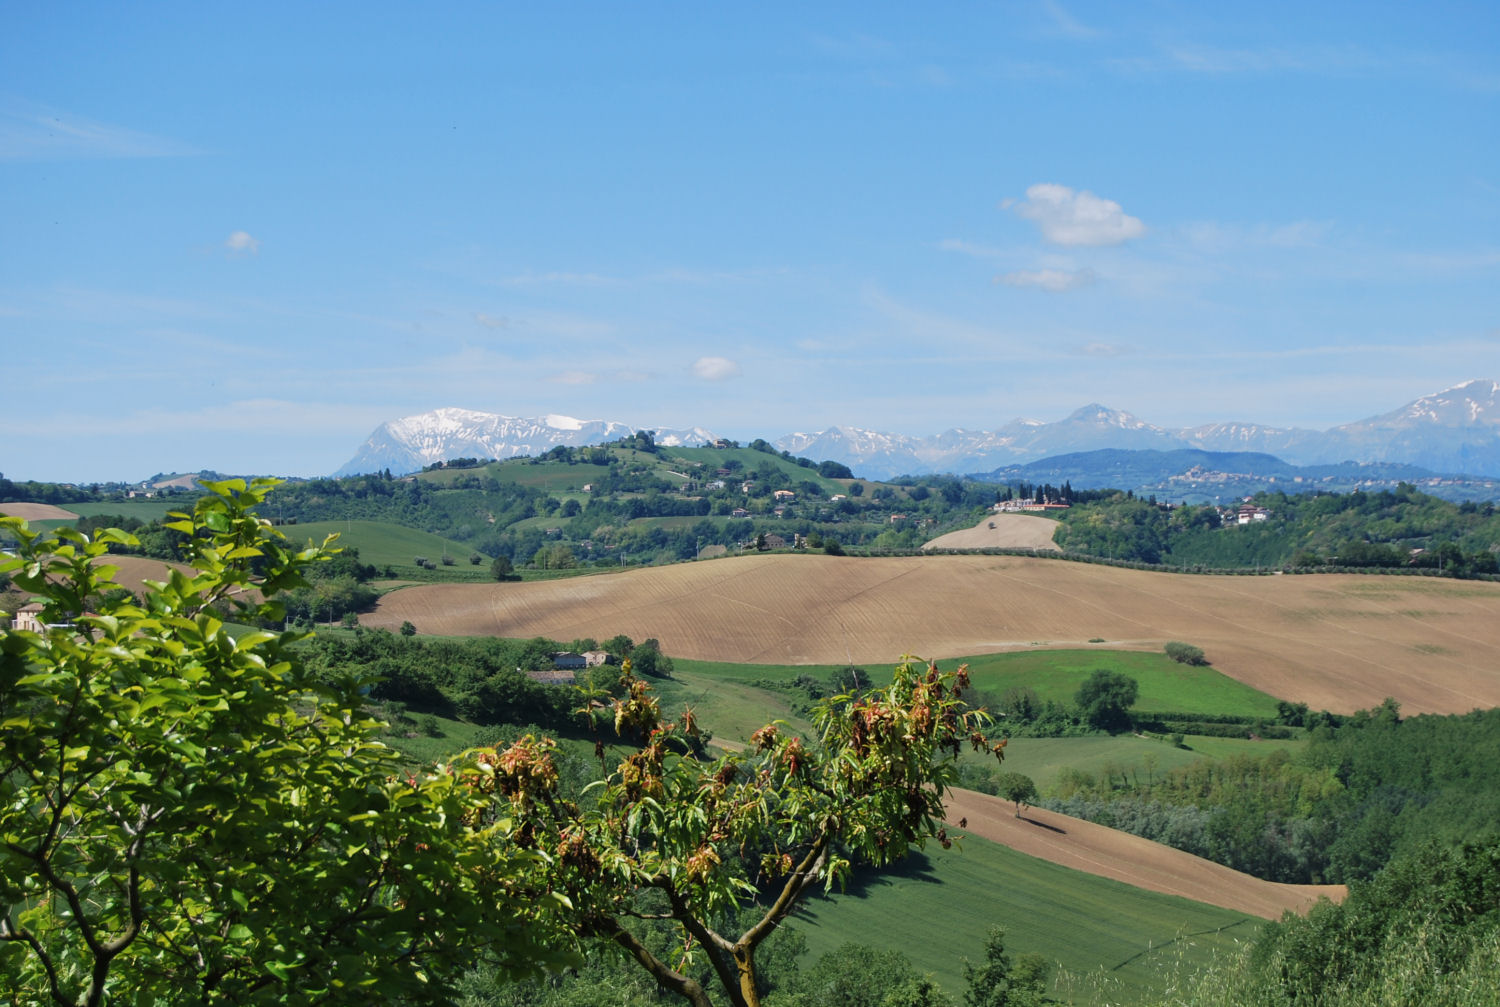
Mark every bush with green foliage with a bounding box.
[1163,641,1206,666]
[0,480,571,1006]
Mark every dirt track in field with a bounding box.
[367,553,1500,715]
[0,502,79,521]
[945,789,1344,919]
[922,514,1060,551]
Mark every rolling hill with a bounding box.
[365,553,1500,715]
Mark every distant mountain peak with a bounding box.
[335,409,712,476]
[334,379,1500,481]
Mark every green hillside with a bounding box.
[794,834,1258,1005]
[960,649,1284,720]
[284,519,487,578]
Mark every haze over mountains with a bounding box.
[336,380,1500,483]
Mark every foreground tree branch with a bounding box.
[486,654,1007,1007]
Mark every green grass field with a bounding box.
[960,649,1284,720]
[66,499,190,522]
[794,833,1260,1005]
[282,519,488,577]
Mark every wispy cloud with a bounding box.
[1040,0,1100,40]
[1079,341,1132,357]
[0,98,200,161]
[995,268,1096,292]
[1178,220,1331,253]
[224,230,260,255]
[474,312,509,329]
[550,370,597,385]
[1004,184,1145,246]
[692,356,742,380]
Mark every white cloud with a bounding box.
[551,370,597,385]
[692,356,742,380]
[1005,184,1145,246]
[474,312,509,329]
[994,268,1096,292]
[225,230,260,255]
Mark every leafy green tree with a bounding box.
[0,480,570,1006]
[491,554,516,581]
[996,773,1039,818]
[628,636,674,678]
[491,658,1006,1007]
[1074,670,1138,733]
[963,926,1051,1007]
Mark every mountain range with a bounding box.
[335,379,1500,482]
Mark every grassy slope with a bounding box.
[64,499,189,522]
[284,519,487,577]
[989,735,1305,792]
[960,649,1283,719]
[372,651,1288,1006]
[794,834,1259,1005]
[671,649,1285,733]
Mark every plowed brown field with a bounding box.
[945,789,1344,918]
[922,514,1060,551]
[367,553,1500,714]
[0,503,79,520]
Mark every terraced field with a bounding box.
[366,552,1500,714]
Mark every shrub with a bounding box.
[1165,641,1207,665]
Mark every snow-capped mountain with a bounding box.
[335,409,714,476]
[773,383,1500,480]
[778,406,1194,479]
[334,381,1500,480]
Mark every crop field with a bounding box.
[365,552,1500,714]
[796,827,1274,1004]
[922,513,1061,551]
[0,502,81,521]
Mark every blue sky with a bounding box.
[3,2,1497,481]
